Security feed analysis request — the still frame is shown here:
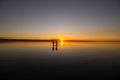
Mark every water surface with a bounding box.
[0,42,120,79]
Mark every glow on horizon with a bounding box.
[60,38,63,41]
[60,40,64,46]
[0,0,120,41]
[0,34,120,41]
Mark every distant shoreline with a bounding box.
[0,39,120,42]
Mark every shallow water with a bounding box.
[0,42,120,79]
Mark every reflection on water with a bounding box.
[0,42,120,57]
[52,41,58,51]
[52,40,64,51]
[0,42,120,79]
[60,41,64,46]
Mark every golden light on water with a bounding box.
[60,41,64,46]
[60,38,64,46]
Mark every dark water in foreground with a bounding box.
[0,42,120,79]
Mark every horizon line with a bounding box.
[0,38,120,42]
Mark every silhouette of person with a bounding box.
[52,41,54,46]
[52,40,58,51]
[52,41,54,51]
[56,41,58,51]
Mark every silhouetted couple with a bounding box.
[52,41,58,51]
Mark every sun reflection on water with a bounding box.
[60,41,64,46]
[60,38,64,46]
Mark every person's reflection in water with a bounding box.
[52,41,58,51]
[56,46,58,51]
[52,46,54,51]
[52,41,54,51]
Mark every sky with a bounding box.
[0,0,120,40]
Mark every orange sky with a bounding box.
[0,0,120,41]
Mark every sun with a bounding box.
[60,38,63,41]
[60,38,64,46]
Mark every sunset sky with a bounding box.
[0,0,120,40]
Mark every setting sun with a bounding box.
[60,38,64,41]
